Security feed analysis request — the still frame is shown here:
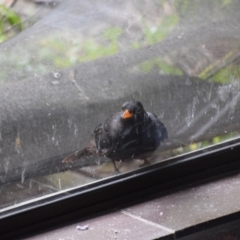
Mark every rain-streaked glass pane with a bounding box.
[0,0,240,211]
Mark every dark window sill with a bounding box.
[0,139,240,240]
[25,169,240,240]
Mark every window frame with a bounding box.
[1,137,240,238]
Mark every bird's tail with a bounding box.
[62,148,90,163]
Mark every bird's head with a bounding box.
[121,100,145,122]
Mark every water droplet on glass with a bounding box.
[53,72,61,79]
[76,225,88,231]
[51,80,60,85]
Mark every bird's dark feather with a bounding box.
[62,100,167,172]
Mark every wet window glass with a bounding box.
[0,0,240,212]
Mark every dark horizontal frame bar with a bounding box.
[1,137,240,239]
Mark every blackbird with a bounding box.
[63,100,168,173]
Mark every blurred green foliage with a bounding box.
[211,65,240,83]
[0,4,22,43]
[138,58,183,75]
[38,27,123,69]
[35,11,180,73]
[0,0,239,89]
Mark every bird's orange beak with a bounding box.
[122,109,133,119]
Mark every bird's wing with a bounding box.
[146,112,168,141]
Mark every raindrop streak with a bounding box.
[186,96,198,127]
[190,94,240,140]
[21,168,26,184]
[218,85,231,102]
[212,103,220,115]
[29,179,32,189]
[228,92,240,120]
[52,125,56,143]
[176,95,219,136]
[70,70,89,100]
[68,118,73,128]
[58,179,62,190]
[74,124,78,136]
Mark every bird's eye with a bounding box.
[136,107,141,114]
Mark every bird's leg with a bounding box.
[111,159,120,174]
[139,159,150,167]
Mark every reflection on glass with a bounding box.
[0,0,240,212]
